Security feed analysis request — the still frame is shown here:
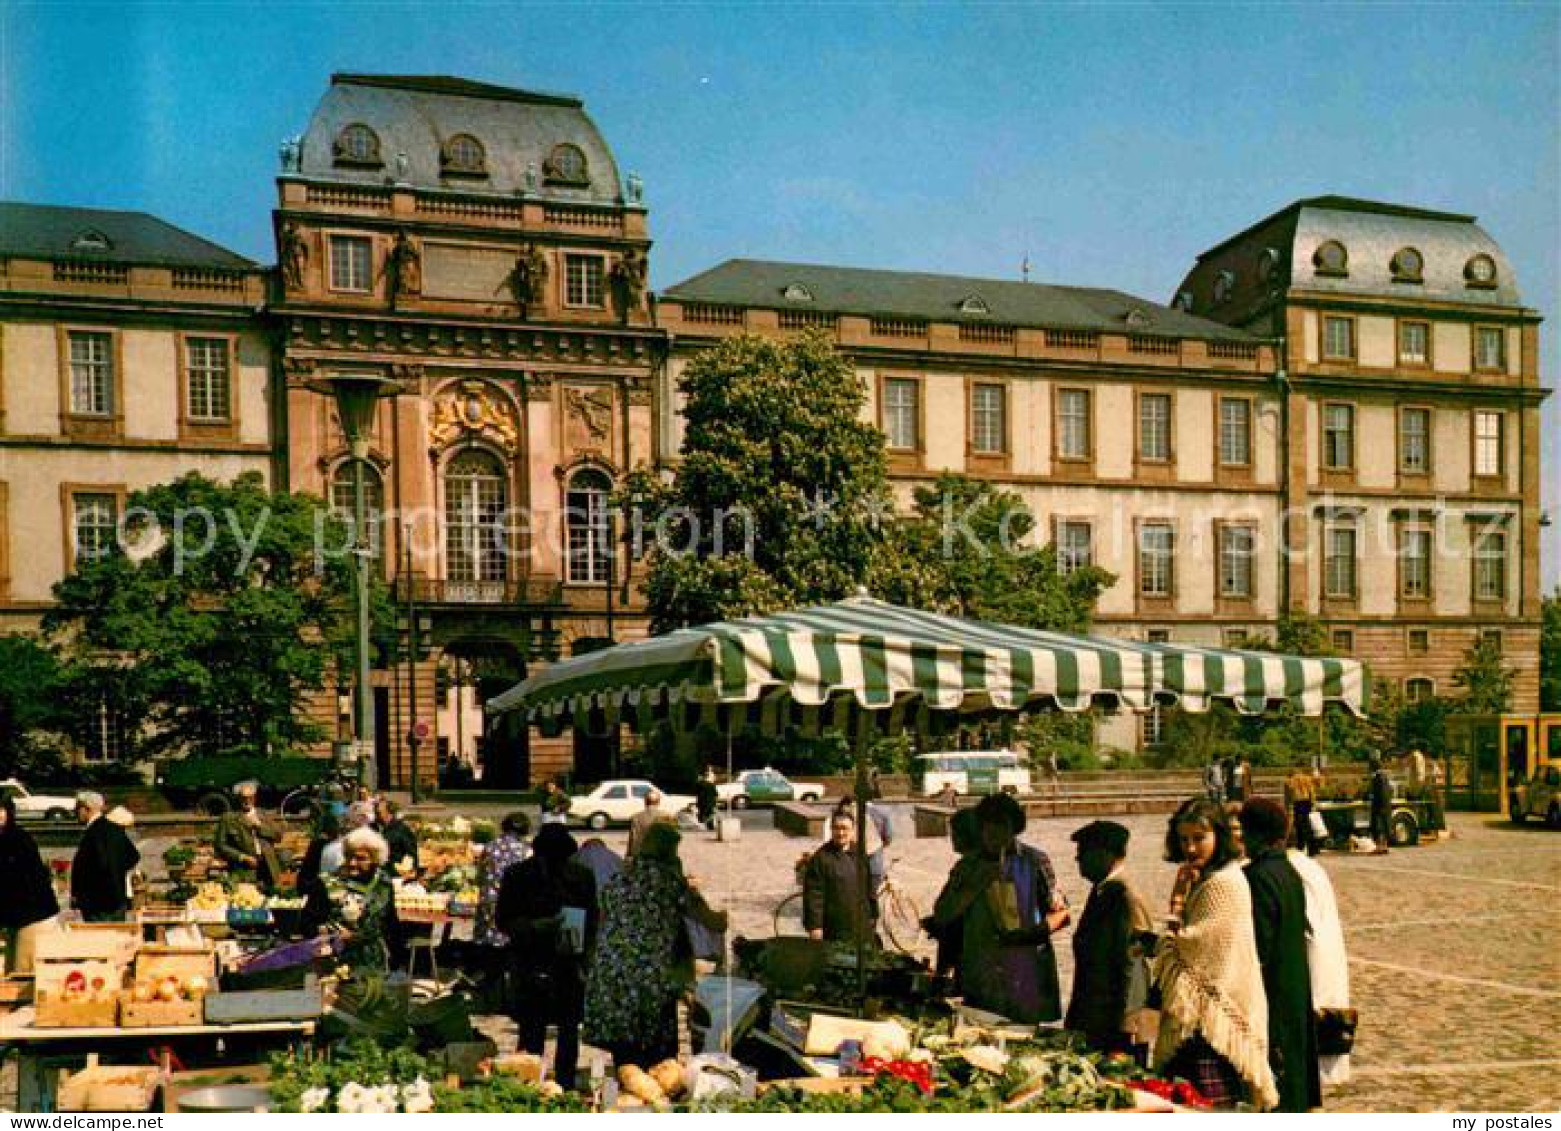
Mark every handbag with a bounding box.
[1315,1007,1358,1056]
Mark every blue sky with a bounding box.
[3,1,1557,585]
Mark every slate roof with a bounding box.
[663,259,1258,341]
[0,202,256,270]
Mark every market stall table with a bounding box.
[0,1008,315,1111]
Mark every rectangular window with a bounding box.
[1407,628,1430,655]
[1398,320,1430,365]
[1139,393,1172,462]
[1331,629,1355,654]
[1401,528,1432,599]
[1324,525,1357,600]
[970,383,1006,455]
[73,493,118,564]
[883,378,919,450]
[185,337,231,421]
[1323,403,1355,470]
[328,236,372,292]
[1474,326,1506,371]
[1323,316,1355,360]
[1140,705,1165,748]
[1223,628,1249,649]
[68,331,114,416]
[1146,628,1171,644]
[1058,388,1091,460]
[1219,397,1252,466]
[1473,531,1507,601]
[564,255,606,308]
[1400,407,1430,475]
[1480,629,1503,651]
[1218,525,1255,599]
[1056,520,1093,576]
[1474,411,1504,477]
[1138,522,1175,598]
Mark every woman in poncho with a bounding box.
[1152,798,1279,1110]
[302,827,403,971]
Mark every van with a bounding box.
[918,750,1031,797]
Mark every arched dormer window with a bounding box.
[1212,271,1235,305]
[565,468,612,584]
[1464,253,1498,289]
[782,282,814,303]
[958,294,990,315]
[1390,247,1424,283]
[71,230,113,253]
[442,134,487,176]
[1313,240,1349,277]
[334,123,383,167]
[444,449,508,584]
[544,143,590,186]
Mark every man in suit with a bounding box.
[626,789,671,858]
[1064,820,1155,1056]
[212,781,283,889]
[71,791,140,922]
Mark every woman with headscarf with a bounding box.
[497,823,596,1089]
[0,794,59,974]
[302,827,403,971]
[583,822,728,1068]
[931,792,1069,1024]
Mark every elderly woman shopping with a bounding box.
[302,827,404,971]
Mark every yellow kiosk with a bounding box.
[1443,713,1561,817]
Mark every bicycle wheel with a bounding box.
[772,890,807,938]
[279,789,317,820]
[878,883,923,955]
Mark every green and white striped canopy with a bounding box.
[487,596,1366,734]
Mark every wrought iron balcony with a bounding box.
[394,576,564,608]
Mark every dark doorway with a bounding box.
[374,686,392,789]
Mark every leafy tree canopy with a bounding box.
[1542,588,1560,713]
[1452,633,1516,715]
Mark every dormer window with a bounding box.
[1212,271,1235,305]
[1125,307,1153,328]
[1172,291,1194,313]
[1390,247,1424,283]
[958,294,990,315]
[333,123,383,167]
[70,230,112,253]
[1313,240,1349,277]
[544,143,589,186]
[1258,247,1281,283]
[1464,253,1498,289]
[441,134,487,176]
[782,282,814,303]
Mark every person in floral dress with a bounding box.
[583,822,727,1067]
[303,828,403,971]
[475,812,531,948]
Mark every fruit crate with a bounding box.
[57,1055,162,1112]
[136,944,216,985]
[119,995,204,1028]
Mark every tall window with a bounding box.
[883,378,919,450]
[1474,326,1506,371]
[1138,522,1175,598]
[185,337,231,421]
[329,462,385,562]
[1400,407,1430,475]
[1140,705,1165,748]
[73,493,118,564]
[1401,528,1432,599]
[1219,397,1251,466]
[1405,677,1435,703]
[1473,531,1507,601]
[1324,525,1358,600]
[1398,320,1429,365]
[565,469,612,584]
[1058,388,1091,460]
[68,330,114,416]
[564,255,605,308]
[1056,520,1093,576]
[1139,393,1172,462]
[1218,525,1255,599]
[1474,411,1504,478]
[444,450,508,583]
[328,236,372,293]
[1322,316,1355,360]
[1323,403,1355,470]
[970,383,1006,455]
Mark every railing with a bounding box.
[1208,341,1260,360]
[419,197,524,223]
[541,205,620,231]
[870,317,927,338]
[1128,335,1180,356]
[684,303,745,326]
[53,261,128,285]
[306,185,389,210]
[959,322,1016,345]
[171,267,246,292]
[778,310,839,332]
[1045,329,1099,349]
[398,577,565,606]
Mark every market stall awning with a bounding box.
[486,596,1366,730]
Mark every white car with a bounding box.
[568,779,697,831]
[715,768,825,808]
[0,779,79,822]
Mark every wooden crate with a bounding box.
[120,995,204,1028]
[35,957,128,1000]
[0,978,34,1005]
[160,1065,271,1114]
[203,977,321,1024]
[57,1055,162,1112]
[34,924,140,963]
[136,944,216,985]
[34,995,120,1028]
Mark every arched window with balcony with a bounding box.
[565,468,612,584]
[445,449,508,583]
[329,461,385,569]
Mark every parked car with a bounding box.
[715,768,825,809]
[0,779,79,822]
[1511,765,1561,827]
[568,779,697,831]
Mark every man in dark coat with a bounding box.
[70,791,140,922]
[1367,757,1393,853]
[1240,798,1322,1113]
[375,797,420,876]
[497,824,597,1090]
[803,811,874,943]
[1064,820,1155,1056]
[212,781,283,889]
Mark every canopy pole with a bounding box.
[853,708,873,1012]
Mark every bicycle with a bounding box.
[772,854,923,955]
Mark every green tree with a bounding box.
[1542,588,1561,712]
[1452,634,1516,714]
[45,471,365,759]
[0,635,66,774]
